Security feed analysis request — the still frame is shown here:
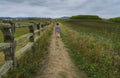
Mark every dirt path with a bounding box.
[36,29,79,78]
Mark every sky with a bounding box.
[0,0,120,18]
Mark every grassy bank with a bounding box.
[60,23,119,78]
[2,24,53,78]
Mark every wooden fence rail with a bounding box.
[0,43,11,52]
[0,21,51,78]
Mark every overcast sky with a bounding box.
[0,0,120,18]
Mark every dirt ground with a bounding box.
[35,28,86,78]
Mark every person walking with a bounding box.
[55,23,60,38]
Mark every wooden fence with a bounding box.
[0,21,51,77]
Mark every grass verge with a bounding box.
[60,23,119,78]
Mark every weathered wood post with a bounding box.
[28,23,35,54]
[37,23,40,35]
[29,23,34,42]
[41,23,44,28]
[1,22,16,67]
[41,23,46,31]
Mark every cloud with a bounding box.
[0,0,120,18]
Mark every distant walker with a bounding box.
[55,23,60,38]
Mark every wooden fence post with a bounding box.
[37,23,40,35]
[41,23,44,28]
[1,22,16,67]
[28,23,35,54]
[29,24,34,42]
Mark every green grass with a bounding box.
[15,27,29,38]
[13,19,50,23]
[0,31,3,42]
[0,27,29,42]
[60,19,120,53]
[60,19,120,78]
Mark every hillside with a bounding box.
[70,15,102,19]
[109,17,120,22]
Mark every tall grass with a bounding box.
[61,19,120,55]
[2,24,53,78]
[60,22,120,78]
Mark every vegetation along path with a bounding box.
[36,27,80,78]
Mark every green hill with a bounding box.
[70,15,101,19]
[109,17,120,22]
